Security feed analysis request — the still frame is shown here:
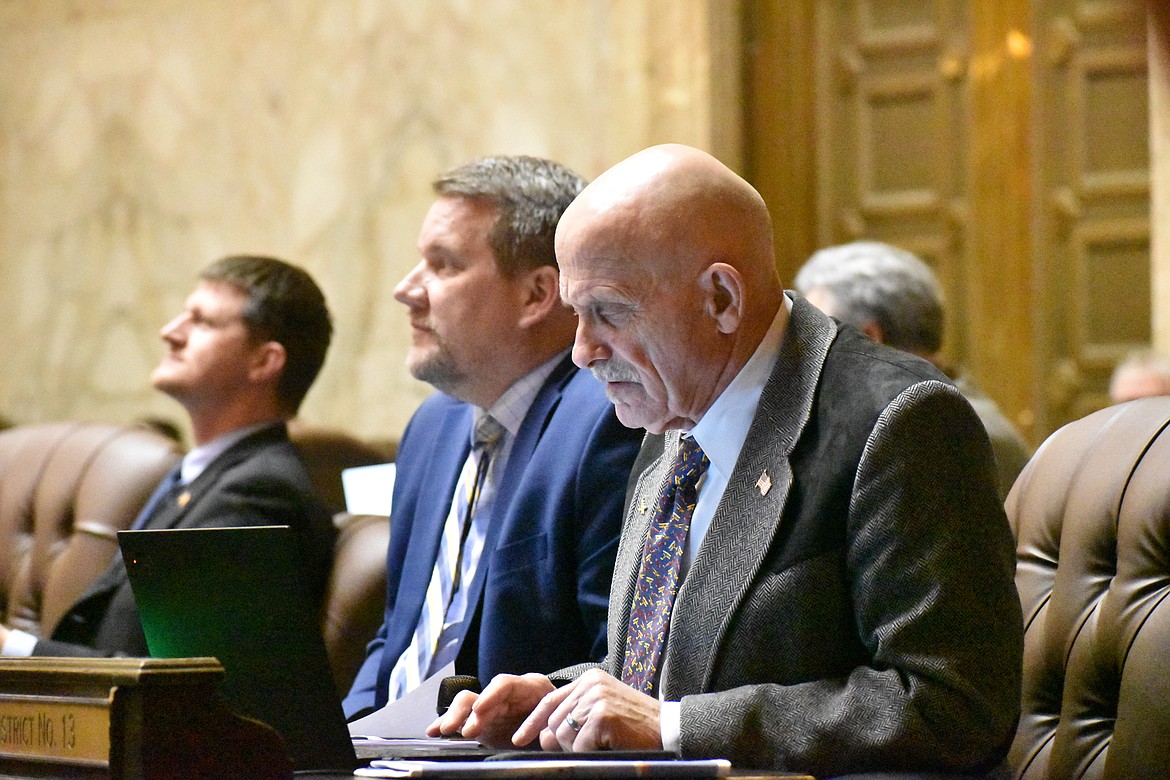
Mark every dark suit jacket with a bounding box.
[343,356,642,718]
[564,297,1023,776]
[35,422,336,657]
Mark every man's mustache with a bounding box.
[591,361,640,383]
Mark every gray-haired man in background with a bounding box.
[795,240,1032,500]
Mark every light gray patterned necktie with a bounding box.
[386,415,505,700]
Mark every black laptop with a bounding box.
[119,525,358,772]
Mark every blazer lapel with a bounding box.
[392,403,473,635]
[608,431,676,677]
[661,297,838,698]
[454,355,576,648]
[488,354,575,525]
[151,423,288,531]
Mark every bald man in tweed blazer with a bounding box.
[583,299,1022,775]
[433,145,1023,778]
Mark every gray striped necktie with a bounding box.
[386,415,505,700]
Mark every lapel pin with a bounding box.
[756,471,772,496]
[639,497,648,514]
[177,491,191,508]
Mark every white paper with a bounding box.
[355,758,732,778]
[351,736,480,750]
[348,661,456,738]
[343,462,396,516]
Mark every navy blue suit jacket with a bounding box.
[343,356,642,717]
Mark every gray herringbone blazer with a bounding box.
[579,297,1022,776]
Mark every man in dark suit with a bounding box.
[432,145,1024,777]
[342,156,642,719]
[0,255,336,657]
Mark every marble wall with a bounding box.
[0,0,738,444]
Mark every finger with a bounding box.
[429,690,479,737]
[513,681,574,746]
[464,674,556,745]
[546,688,588,752]
[552,706,595,752]
[424,716,443,738]
[540,724,563,752]
[460,674,523,738]
[567,716,598,752]
[543,668,613,750]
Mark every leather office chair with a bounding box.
[0,421,390,698]
[0,422,181,639]
[1005,397,1170,778]
[287,420,393,516]
[286,421,393,693]
[324,512,390,695]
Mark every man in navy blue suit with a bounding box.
[343,156,643,719]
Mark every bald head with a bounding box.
[1110,350,1170,404]
[556,144,786,433]
[558,144,780,296]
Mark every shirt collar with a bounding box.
[474,350,569,442]
[688,296,791,482]
[180,421,276,485]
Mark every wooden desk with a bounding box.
[294,766,814,778]
[0,656,289,778]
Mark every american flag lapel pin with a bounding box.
[756,470,772,496]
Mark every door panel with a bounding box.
[746,0,1150,442]
[1034,0,1149,429]
[816,0,973,380]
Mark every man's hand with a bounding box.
[427,673,555,748]
[518,669,664,753]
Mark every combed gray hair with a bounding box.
[433,155,586,277]
[794,241,945,355]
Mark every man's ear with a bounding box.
[860,320,885,344]
[516,266,562,329]
[249,341,287,384]
[701,263,745,334]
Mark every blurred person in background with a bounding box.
[1109,348,1170,404]
[795,240,1032,500]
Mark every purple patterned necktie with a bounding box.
[622,436,709,695]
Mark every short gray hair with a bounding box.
[433,155,586,277]
[794,241,945,355]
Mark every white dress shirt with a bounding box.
[658,296,790,751]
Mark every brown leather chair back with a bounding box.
[0,422,181,637]
[284,423,392,694]
[1006,397,1170,779]
[285,422,392,694]
[0,421,390,699]
[324,512,390,695]
[287,421,393,516]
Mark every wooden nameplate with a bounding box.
[0,656,291,779]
